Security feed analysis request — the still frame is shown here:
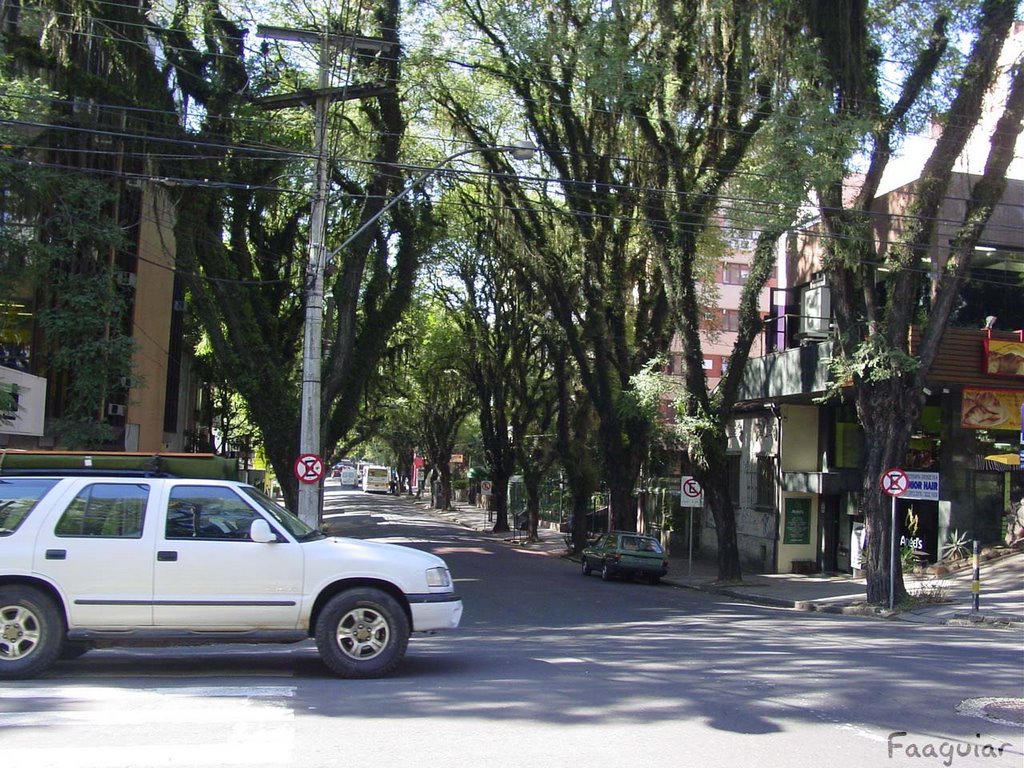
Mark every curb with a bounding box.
[410,498,1022,626]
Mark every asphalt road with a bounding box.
[3,485,1021,768]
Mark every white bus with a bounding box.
[361,465,391,493]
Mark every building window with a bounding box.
[727,454,741,507]
[721,309,740,332]
[723,263,751,285]
[756,455,776,510]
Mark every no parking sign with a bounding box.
[294,453,325,485]
[680,476,704,507]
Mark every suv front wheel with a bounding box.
[0,585,63,680]
[315,588,410,678]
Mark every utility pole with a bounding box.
[256,25,396,528]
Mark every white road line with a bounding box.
[1,685,298,767]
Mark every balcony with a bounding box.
[738,339,834,402]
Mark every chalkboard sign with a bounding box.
[783,498,812,545]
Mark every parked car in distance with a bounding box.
[0,451,462,680]
[581,531,668,584]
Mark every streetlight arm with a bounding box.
[326,142,535,263]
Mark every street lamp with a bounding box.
[296,140,537,528]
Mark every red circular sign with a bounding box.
[682,478,703,498]
[880,468,909,497]
[294,453,325,484]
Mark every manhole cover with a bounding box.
[957,697,1024,726]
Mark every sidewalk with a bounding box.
[417,497,1024,629]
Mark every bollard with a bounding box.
[971,539,980,613]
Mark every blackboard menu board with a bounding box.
[783,498,811,545]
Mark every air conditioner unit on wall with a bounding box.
[107,403,127,417]
[798,281,831,338]
[114,271,136,288]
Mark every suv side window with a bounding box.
[166,485,260,541]
[0,478,60,535]
[54,483,149,538]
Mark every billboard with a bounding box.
[961,388,1024,431]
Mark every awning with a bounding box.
[978,454,1023,471]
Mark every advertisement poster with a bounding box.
[783,497,811,545]
[983,338,1024,377]
[960,388,1024,431]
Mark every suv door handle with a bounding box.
[157,550,178,562]
[45,549,66,560]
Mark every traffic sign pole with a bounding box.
[880,467,909,611]
[890,495,897,610]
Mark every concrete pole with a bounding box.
[297,35,332,529]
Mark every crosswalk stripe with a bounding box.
[1,685,298,767]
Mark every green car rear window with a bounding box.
[0,478,60,535]
[620,535,664,554]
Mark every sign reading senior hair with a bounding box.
[903,471,940,501]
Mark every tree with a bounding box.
[804,0,1021,604]
[553,342,603,554]
[430,0,672,531]
[439,184,559,537]
[625,2,822,583]
[406,303,475,509]
[155,0,430,511]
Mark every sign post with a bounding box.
[881,467,909,610]
[680,477,704,577]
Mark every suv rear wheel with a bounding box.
[0,586,63,680]
[315,589,410,678]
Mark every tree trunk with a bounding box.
[702,481,742,583]
[489,475,509,536]
[858,379,919,605]
[524,474,542,543]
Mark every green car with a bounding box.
[581,531,669,584]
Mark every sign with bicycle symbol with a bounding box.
[294,453,325,484]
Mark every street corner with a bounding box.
[942,612,1024,630]
[956,697,1024,727]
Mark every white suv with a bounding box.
[0,469,462,679]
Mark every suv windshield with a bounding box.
[241,486,325,541]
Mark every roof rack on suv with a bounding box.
[0,450,239,480]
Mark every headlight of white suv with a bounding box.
[425,566,452,589]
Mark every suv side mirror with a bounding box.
[250,518,277,543]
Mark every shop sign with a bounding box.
[961,388,1024,431]
[903,471,939,501]
[983,337,1024,377]
[783,497,812,545]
